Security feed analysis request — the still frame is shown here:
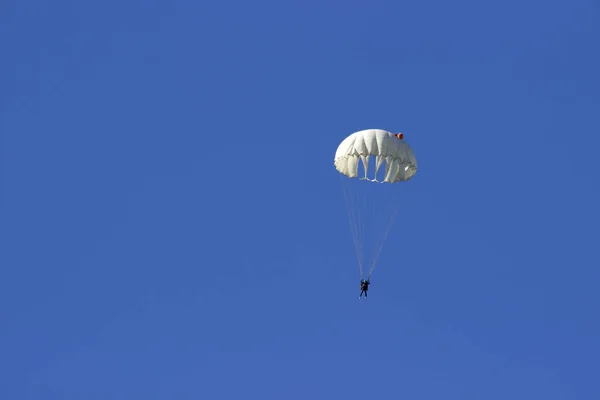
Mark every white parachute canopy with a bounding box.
[334,129,417,279]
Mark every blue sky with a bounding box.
[2,0,600,399]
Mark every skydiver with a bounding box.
[395,133,404,139]
[359,278,370,299]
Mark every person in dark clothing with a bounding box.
[359,279,370,298]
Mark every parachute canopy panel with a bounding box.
[334,129,417,183]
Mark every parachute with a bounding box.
[334,129,417,279]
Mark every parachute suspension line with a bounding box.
[367,195,402,278]
[354,181,365,278]
[340,155,401,280]
[343,183,360,276]
[340,174,364,278]
[362,176,375,279]
[357,179,367,278]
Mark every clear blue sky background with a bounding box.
[2,0,599,399]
